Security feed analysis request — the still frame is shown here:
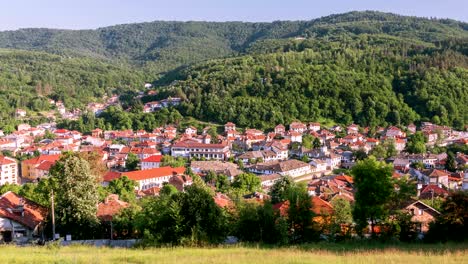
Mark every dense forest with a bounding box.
[0,11,467,73]
[0,49,147,130]
[0,11,467,130]
[157,35,468,129]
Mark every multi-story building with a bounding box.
[0,156,18,185]
[121,166,186,190]
[171,140,231,160]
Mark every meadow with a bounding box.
[0,243,467,264]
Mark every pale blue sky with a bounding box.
[0,0,466,30]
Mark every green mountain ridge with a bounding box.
[0,11,466,131]
[154,35,468,129]
[1,11,467,73]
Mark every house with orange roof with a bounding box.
[424,169,450,188]
[289,122,307,134]
[97,194,129,222]
[120,166,185,190]
[308,123,321,132]
[274,124,286,135]
[169,175,193,191]
[224,122,236,133]
[34,160,55,180]
[0,192,48,243]
[140,155,162,170]
[21,154,61,181]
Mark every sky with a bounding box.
[0,0,466,31]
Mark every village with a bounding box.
[0,109,467,244]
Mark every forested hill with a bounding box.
[155,35,468,130]
[0,11,467,131]
[0,11,467,73]
[0,49,146,129]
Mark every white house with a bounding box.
[140,155,162,170]
[171,140,231,160]
[248,159,312,180]
[0,156,18,185]
[121,166,185,190]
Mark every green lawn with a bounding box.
[0,243,466,264]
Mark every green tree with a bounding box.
[113,204,141,239]
[285,183,314,242]
[445,152,457,172]
[160,184,178,197]
[235,201,280,243]
[232,173,261,194]
[370,144,386,160]
[406,132,427,154]
[302,134,314,149]
[313,137,322,149]
[49,154,100,239]
[330,198,353,237]
[107,176,138,203]
[269,176,293,204]
[161,155,186,167]
[352,157,393,237]
[383,139,398,158]
[0,183,21,195]
[426,191,468,242]
[125,152,139,171]
[353,148,368,161]
[137,182,227,245]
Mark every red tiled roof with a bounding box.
[122,166,185,181]
[22,154,61,165]
[36,160,55,171]
[214,193,232,208]
[311,196,334,215]
[172,140,227,148]
[96,195,129,221]
[335,175,354,184]
[429,169,449,178]
[420,185,448,196]
[0,192,48,229]
[103,171,122,182]
[142,155,162,162]
[0,156,16,165]
[142,186,161,196]
[54,129,68,133]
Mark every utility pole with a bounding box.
[431,189,434,207]
[51,189,56,241]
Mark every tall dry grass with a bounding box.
[0,243,466,264]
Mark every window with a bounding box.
[410,209,415,215]
[419,209,423,216]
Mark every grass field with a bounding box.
[0,243,467,264]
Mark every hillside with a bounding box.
[0,11,467,130]
[0,49,146,129]
[0,11,467,74]
[155,35,468,129]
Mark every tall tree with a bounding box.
[107,176,138,203]
[285,183,314,242]
[445,152,457,172]
[330,198,353,236]
[352,157,393,237]
[426,191,468,242]
[269,176,294,204]
[49,154,100,239]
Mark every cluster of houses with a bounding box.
[0,119,467,243]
